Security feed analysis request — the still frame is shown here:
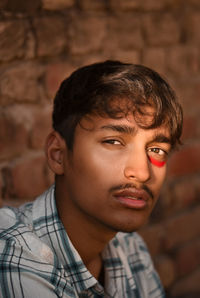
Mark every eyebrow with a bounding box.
[100,124,136,135]
[100,124,172,145]
[151,134,172,144]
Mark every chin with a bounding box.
[108,212,150,233]
[109,219,147,234]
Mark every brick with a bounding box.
[0,0,7,10]
[142,47,166,75]
[0,62,45,104]
[80,54,113,67]
[109,0,140,10]
[182,115,199,141]
[175,239,200,277]
[170,268,200,297]
[187,0,200,8]
[173,176,200,208]
[79,0,107,11]
[166,46,199,76]
[5,0,41,13]
[186,12,200,44]
[42,0,74,10]
[143,13,181,46]
[2,197,31,207]
[139,0,171,10]
[106,15,143,52]
[110,0,170,11]
[0,107,29,161]
[69,15,107,55]
[33,16,67,57]
[0,20,29,62]
[173,78,200,113]
[163,206,200,250]
[168,143,200,176]
[110,50,140,64]
[3,153,49,200]
[139,224,165,256]
[154,256,176,289]
[25,30,36,59]
[30,105,52,149]
[45,61,76,99]
[161,176,200,216]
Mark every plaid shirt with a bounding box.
[0,185,165,298]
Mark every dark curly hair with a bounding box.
[53,60,183,150]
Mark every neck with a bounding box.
[55,184,116,279]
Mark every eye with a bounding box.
[102,139,122,145]
[147,147,168,161]
[148,147,165,156]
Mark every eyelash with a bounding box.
[102,139,122,145]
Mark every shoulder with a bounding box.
[0,198,54,264]
[0,192,53,261]
[0,201,33,241]
[0,191,74,298]
[0,206,18,230]
[0,203,56,297]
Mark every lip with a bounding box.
[113,189,150,209]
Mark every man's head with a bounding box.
[46,61,183,234]
[53,60,183,151]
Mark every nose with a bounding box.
[124,150,151,183]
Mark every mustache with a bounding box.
[109,183,154,200]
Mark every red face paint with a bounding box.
[148,156,166,167]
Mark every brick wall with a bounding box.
[0,1,200,297]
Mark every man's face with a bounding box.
[60,113,171,234]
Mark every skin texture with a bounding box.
[46,113,172,278]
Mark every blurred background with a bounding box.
[0,0,200,297]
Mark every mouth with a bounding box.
[113,189,151,210]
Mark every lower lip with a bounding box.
[115,196,147,209]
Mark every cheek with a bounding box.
[150,166,167,197]
[69,152,113,192]
[148,156,166,167]
[75,147,121,179]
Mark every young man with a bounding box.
[0,61,183,297]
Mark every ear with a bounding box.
[45,131,66,175]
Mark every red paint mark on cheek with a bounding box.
[148,156,166,167]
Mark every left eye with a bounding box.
[148,148,166,156]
